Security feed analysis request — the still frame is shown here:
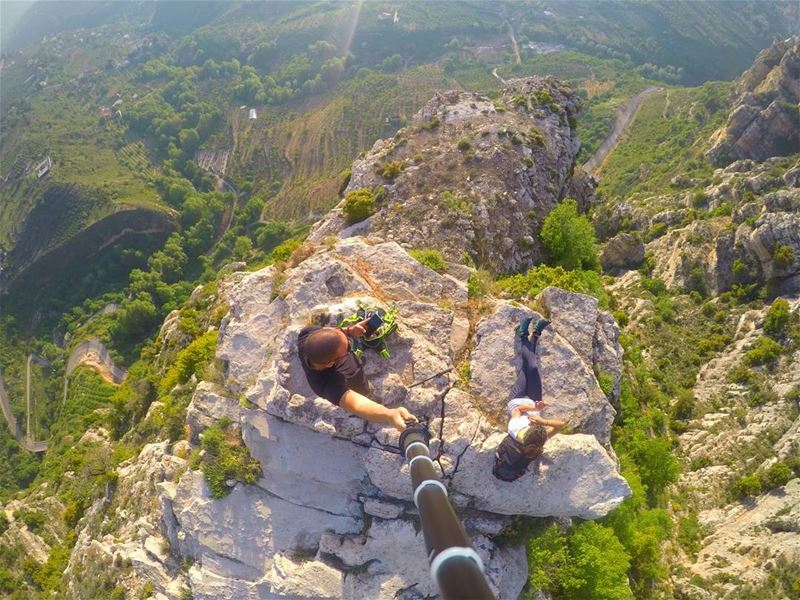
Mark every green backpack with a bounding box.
[339,304,399,359]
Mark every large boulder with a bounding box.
[600,232,645,272]
[309,77,597,274]
[469,290,620,444]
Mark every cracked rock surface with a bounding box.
[68,236,630,599]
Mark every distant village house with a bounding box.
[36,156,53,179]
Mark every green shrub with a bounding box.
[732,259,747,277]
[409,249,447,273]
[672,389,696,421]
[528,523,569,592]
[540,199,599,270]
[158,330,219,396]
[691,191,708,208]
[612,310,629,328]
[677,512,703,559]
[342,188,377,223]
[742,336,782,366]
[439,190,472,214]
[16,509,46,534]
[733,474,762,499]
[381,160,404,179]
[0,569,19,595]
[563,521,632,599]
[764,298,791,337]
[528,522,633,599]
[761,462,792,490]
[33,535,75,592]
[598,373,615,399]
[529,128,545,146]
[456,138,471,151]
[653,296,675,324]
[709,202,732,217]
[643,222,667,242]
[773,244,795,269]
[467,270,493,299]
[141,582,154,599]
[200,420,262,499]
[641,276,667,297]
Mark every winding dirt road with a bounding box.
[583,86,662,173]
[0,338,127,453]
[0,362,48,453]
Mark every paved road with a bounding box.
[0,365,48,453]
[0,339,125,454]
[583,86,662,173]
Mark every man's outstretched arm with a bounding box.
[339,389,417,431]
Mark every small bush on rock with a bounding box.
[409,249,447,273]
[342,188,377,223]
[742,336,782,366]
[761,462,793,490]
[467,269,493,299]
[200,419,262,499]
[773,244,795,269]
[342,186,386,223]
[496,264,609,308]
[381,161,404,179]
[764,298,792,337]
[15,509,46,534]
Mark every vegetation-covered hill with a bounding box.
[1,3,799,598]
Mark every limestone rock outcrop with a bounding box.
[707,36,800,166]
[642,158,800,295]
[673,298,800,592]
[309,77,597,274]
[68,236,631,599]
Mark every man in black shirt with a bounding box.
[297,322,416,431]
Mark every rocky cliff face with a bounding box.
[64,236,630,599]
[600,156,800,295]
[672,298,800,595]
[310,77,597,274]
[707,36,800,166]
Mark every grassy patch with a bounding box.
[496,265,609,308]
[198,418,261,499]
[598,83,730,202]
[409,249,447,273]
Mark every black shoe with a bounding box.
[532,318,550,337]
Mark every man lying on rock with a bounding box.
[298,320,417,431]
[493,317,567,482]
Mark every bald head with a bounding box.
[305,327,349,367]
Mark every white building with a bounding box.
[36,156,53,178]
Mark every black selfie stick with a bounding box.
[398,422,495,600]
